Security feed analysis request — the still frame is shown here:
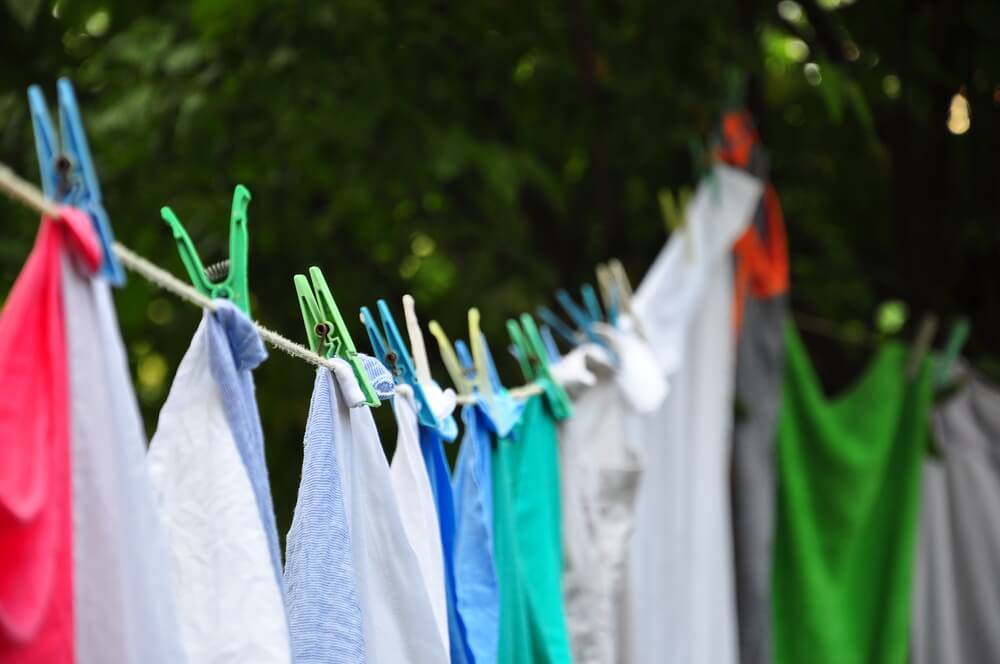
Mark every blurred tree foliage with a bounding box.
[2,0,999,533]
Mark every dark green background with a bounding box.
[2,0,998,534]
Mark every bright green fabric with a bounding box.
[773,325,933,664]
[492,394,572,664]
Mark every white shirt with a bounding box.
[329,360,450,664]
[147,318,292,664]
[390,385,450,657]
[630,165,762,664]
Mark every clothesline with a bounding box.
[0,161,543,404]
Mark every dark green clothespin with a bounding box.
[723,66,747,112]
[294,266,380,407]
[935,318,970,387]
[161,185,252,316]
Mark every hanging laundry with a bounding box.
[0,209,97,663]
[911,366,1000,664]
[61,230,186,663]
[558,324,665,664]
[773,326,933,664]
[452,397,503,664]
[329,356,450,664]
[630,165,762,664]
[418,405,474,664]
[284,368,366,664]
[492,392,572,664]
[147,303,292,664]
[718,109,790,664]
[389,385,450,657]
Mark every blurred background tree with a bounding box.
[2,0,998,534]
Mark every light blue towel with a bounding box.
[452,401,505,664]
[284,368,367,663]
[206,302,284,593]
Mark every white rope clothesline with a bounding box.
[0,161,542,404]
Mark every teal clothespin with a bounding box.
[935,318,971,387]
[515,314,573,419]
[360,300,438,428]
[161,185,252,316]
[295,266,380,407]
[508,321,536,383]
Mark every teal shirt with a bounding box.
[492,394,572,664]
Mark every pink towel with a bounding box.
[0,208,100,663]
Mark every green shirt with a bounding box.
[493,394,572,664]
[773,325,933,664]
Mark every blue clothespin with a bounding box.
[537,305,578,347]
[581,283,604,324]
[455,340,478,386]
[540,325,562,362]
[28,78,125,284]
[360,300,438,428]
[556,288,619,365]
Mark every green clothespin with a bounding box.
[161,185,252,316]
[294,266,380,407]
[689,136,720,203]
[507,319,536,382]
[935,318,971,387]
[513,313,573,419]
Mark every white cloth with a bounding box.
[390,385,450,657]
[147,318,292,664]
[629,165,762,664]
[329,359,450,664]
[557,326,666,664]
[61,253,186,664]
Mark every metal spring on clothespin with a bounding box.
[204,259,231,283]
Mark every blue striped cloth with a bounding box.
[283,368,367,663]
[206,302,285,597]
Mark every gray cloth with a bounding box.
[730,292,787,664]
[912,368,1000,664]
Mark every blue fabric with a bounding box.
[205,301,284,593]
[420,423,473,664]
[452,402,504,664]
[358,354,397,399]
[283,368,366,663]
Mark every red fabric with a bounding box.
[0,207,100,663]
[716,110,790,333]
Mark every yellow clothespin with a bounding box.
[428,320,471,396]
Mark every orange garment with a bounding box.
[0,208,100,663]
[716,110,789,332]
